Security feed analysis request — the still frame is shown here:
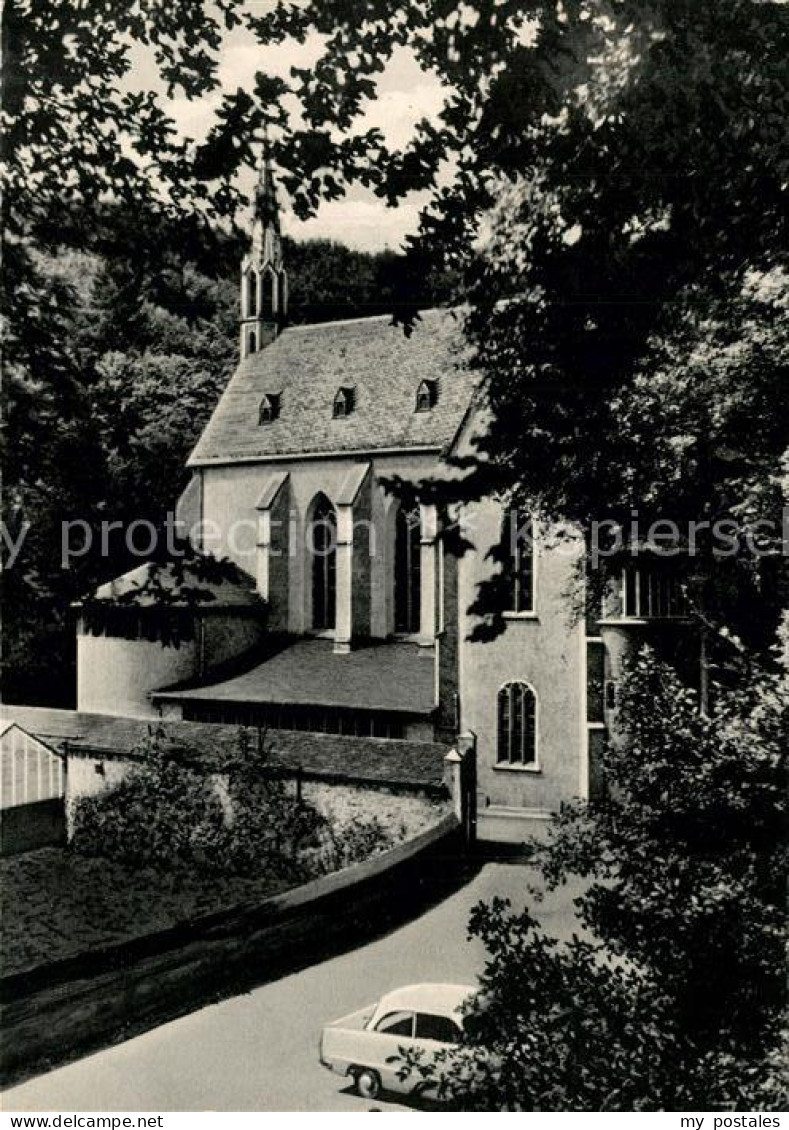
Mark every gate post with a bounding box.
[444,731,477,847]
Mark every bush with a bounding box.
[318,815,402,872]
[72,758,331,881]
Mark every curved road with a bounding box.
[3,860,582,1112]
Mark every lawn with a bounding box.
[1,846,294,977]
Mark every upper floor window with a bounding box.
[258,393,281,425]
[622,565,687,619]
[333,386,356,418]
[503,509,535,613]
[415,379,438,412]
[497,682,537,767]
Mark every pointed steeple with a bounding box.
[255,143,281,233]
[239,142,288,360]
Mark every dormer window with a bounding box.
[258,393,281,425]
[333,386,355,418]
[415,379,438,412]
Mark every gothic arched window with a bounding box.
[497,682,537,766]
[261,266,277,320]
[245,270,258,318]
[309,493,337,631]
[247,330,257,357]
[394,504,421,634]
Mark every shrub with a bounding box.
[318,815,401,872]
[72,758,332,881]
[72,759,226,871]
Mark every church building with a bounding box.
[76,160,692,841]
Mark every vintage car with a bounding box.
[319,982,476,1100]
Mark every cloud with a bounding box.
[164,94,223,143]
[285,193,431,253]
[126,19,446,251]
[218,28,327,88]
[357,84,446,149]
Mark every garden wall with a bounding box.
[65,750,447,841]
[302,779,446,839]
[0,814,464,1086]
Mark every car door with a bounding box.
[369,1009,417,1093]
[411,1012,464,1095]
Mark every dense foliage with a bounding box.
[71,736,400,881]
[72,758,325,881]
[399,647,788,1109]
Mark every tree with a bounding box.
[399,647,788,1110]
[214,0,787,647]
[1,218,240,703]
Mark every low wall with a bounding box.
[65,750,448,842]
[0,814,464,1086]
[1,800,66,857]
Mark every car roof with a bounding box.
[376,983,476,1018]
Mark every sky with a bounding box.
[129,5,447,252]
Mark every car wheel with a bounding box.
[354,1068,381,1100]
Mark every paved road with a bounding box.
[3,860,583,1113]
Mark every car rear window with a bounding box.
[415,1012,461,1043]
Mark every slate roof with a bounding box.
[188,307,480,466]
[153,638,436,715]
[0,706,448,790]
[88,560,261,608]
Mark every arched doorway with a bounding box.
[310,494,337,631]
[394,504,421,634]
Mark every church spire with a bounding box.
[239,143,288,361]
[255,143,280,233]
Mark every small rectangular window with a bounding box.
[503,509,535,613]
[587,640,605,724]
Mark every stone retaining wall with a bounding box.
[304,780,447,839]
[0,814,464,1087]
